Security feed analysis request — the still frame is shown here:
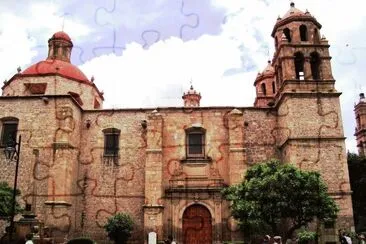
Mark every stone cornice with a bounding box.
[271,15,322,37]
[279,136,346,149]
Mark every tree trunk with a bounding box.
[285,224,302,241]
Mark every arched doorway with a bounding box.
[182,204,212,244]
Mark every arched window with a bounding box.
[283,28,291,42]
[300,25,308,41]
[275,66,280,87]
[53,46,59,57]
[261,83,267,95]
[279,66,283,83]
[1,117,19,147]
[356,115,361,129]
[62,47,67,58]
[310,52,321,80]
[313,28,320,44]
[103,128,120,157]
[275,36,278,48]
[294,52,305,80]
[186,127,205,158]
[272,81,276,94]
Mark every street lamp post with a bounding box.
[4,135,21,243]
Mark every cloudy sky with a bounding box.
[0,0,365,152]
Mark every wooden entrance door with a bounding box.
[183,204,212,244]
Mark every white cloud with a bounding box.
[0,1,92,83]
[0,13,38,82]
[79,34,253,108]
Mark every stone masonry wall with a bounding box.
[0,96,82,240]
[76,109,148,242]
[0,94,353,242]
[2,76,103,110]
[278,94,354,233]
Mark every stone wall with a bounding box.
[76,109,148,242]
[2,76,103,110]
[277,93,354,233]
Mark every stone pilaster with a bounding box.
[144,110,164,242]
[304,57,312,80]
[213,193,223,244]
[228,108,245,185]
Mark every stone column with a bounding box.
[171,198,180,243]
[320,38,334,80]
[282,57,296,81]
[144,110,164,243]
[304,57,312,80]
[213,193,222,244]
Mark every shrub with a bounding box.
[104,212,134,244]
[297,230,317,244]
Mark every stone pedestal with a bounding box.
[15,212,40,242]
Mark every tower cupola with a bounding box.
[272,2,322,49]
[47,31,73,62]
[182,85,201,107]
[254,60,276,107]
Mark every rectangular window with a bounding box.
[24,83,47,95]
[187,132,204,158]
[68,92,83,106]
[1,121,18,147]
[104,133,119,156]
[94,98,101,109]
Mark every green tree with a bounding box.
[0,181,22,219]
[347,152,366,232]
[104,212,134,244]
[223,159,339,240]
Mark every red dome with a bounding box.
[22,59,90,83]
[51,31,72,42]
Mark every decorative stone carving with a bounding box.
[55,106,74,143]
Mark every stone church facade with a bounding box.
[0,3,355,243]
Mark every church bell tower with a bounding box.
[355,92,366,156]
[268,2,354,234]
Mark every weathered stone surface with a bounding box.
[0,3,355,243]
